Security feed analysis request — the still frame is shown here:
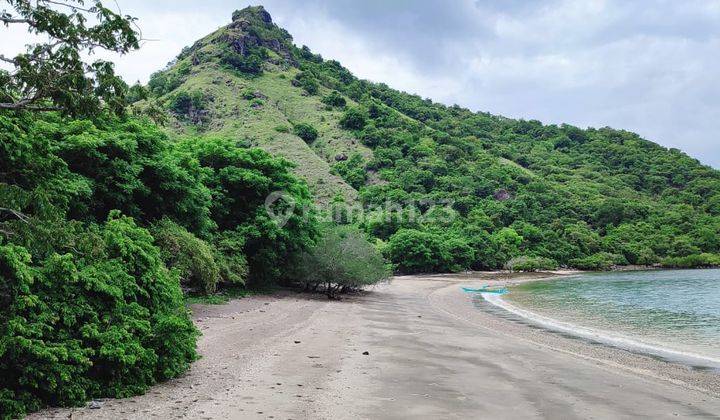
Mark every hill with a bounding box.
[135,5,720,271]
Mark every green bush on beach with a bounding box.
[505,256,558,272]
[660,253,720,269]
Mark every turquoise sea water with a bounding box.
[493,269,720,368]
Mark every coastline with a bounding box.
[32,273,720,419]
[426,271,720,396]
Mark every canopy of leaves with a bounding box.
[0,110,320,415]
[0,0,140,116]
[294,225,390,297]
[0,213,198,418]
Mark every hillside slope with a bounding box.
[136,5,720,270]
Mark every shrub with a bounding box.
[505,256,558,272]
[332,153,367,189]
[321,91,346,108]
[570,252,628,270]
[218,45,266,74]
[168,90,207,116]
[340,106,368,130]
[274,125,290,133]
[660,253,720,268]
[177,137,319,285]
[293,122,318,143]
[212,230,249,285]
[387,229,474,273]
[0,213,197,418]
[295,225,390,298]
[292,71,319,94]
[152,219,220,294]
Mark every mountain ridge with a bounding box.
[134,5,720,270]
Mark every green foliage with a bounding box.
[0,0,140,116]
[570,252,628,270]
[505,256,558,272]
[151,219,220,294]
[340,106,368,130]
[321,91,346,108]
[292,71,319,94]
[168,91,207,116]
[295,225,390,297]
[274,124,290,133]
[0,107,319,415]
[127,83,149,103]
[660,253,720,268]
[289,39,720,272]
[387,229,474,273]
[218,38,267,75]
[176,136,319,285]
[332,154,367,190]
[211,230,249,285]
[293,122,318,143]
[0,213,197,419]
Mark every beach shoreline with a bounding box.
[32,272,720,419]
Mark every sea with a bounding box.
[482,269,720,370]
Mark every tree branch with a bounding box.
[0,17,33,25]
[0,54,16,64]
[0,208,30,223]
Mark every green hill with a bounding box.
[136,5,720,271]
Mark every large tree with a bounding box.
[0,0,139,116]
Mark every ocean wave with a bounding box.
[482,292,720,370]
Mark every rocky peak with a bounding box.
[222,5,294,64]
[232,6,272,24]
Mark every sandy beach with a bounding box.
[33,273,720,419]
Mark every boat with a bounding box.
[461,286,508,295]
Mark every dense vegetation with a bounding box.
[0,110,321,417]
[138,6,720,274]
[2,3,719,417]
[259,13,720,272]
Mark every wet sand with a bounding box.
[33,273,720,419]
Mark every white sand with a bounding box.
[33,274,720,419]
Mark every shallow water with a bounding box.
[500,269,720,367]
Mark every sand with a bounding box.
[32,273,720,419]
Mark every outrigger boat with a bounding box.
[461,286,508,295]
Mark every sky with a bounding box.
[2,0,719,167]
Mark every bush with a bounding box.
[178,137,319,285]
[321,91,346,108]
[218,45,265,74]
[332,153,367,189]
[570,252,628,270]
[293,122,318,143]
[505,256,557,272]
[292,71,319,94]
[660,253,720,268]
[212,230,249,285]
[387,229,474,273]
[0,213,197,418]
[152,219,220,294]
[295,225,390,298]
[340,106,368,130]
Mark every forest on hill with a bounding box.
[1,2,719,417]
[138,5,720,273]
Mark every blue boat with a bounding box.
[461,286,508,295]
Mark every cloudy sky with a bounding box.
[2,0,719,167]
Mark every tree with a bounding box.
[340,106,368,130]
[293,122,318,143]
[0,0,140,116]
[0,213,198,418]
[295,225,390,298]
[322,90,346,108]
